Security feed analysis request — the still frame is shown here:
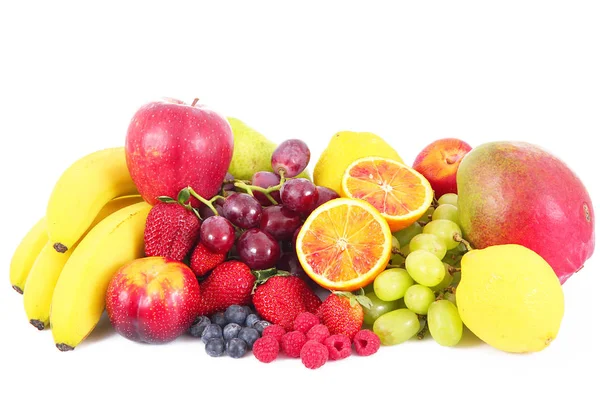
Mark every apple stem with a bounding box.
[187,186,219,216]
[191,98,199,107]
[453,233,472,251]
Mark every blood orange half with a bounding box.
[341,156,433,232]
[296,198,392,291]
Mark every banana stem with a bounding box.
[187,186,218,216]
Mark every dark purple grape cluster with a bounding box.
[195,139,339,279]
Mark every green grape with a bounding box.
[437,193,458,207]
[427,299,463,346]
[423,219,462,250]
[393,222,423,247]
[405,250,446,287]
[443,291,457,306]
[418,206,435,224]
[432,204,460,225]
[362,292,403,325]
[373,308,420,345]
[391,236,400,251]
[373,268,414,301]
[362,282,374,293]
[409,233,447,260]
[404,285,435,315]
[430,263,453,292]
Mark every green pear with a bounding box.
[227,117,310,181]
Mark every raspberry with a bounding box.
[353,329,380,356]
[252,336,280,363]
[306,324,330,343]
[323,334,352,361]
[262,324,286,343]
[280,331,307,358]
[300,340,328,369]
[293,312,320,334]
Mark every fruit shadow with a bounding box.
[454,326,484,348]
[81,311,117,346]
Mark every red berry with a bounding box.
[323,334,352,361]
[300,340,328,369]
[353,329,380,356]
[306,324,330,343]
[262,325,287,343]
[293,312,320,334]
[280,331,307,358]
[189,242,226,277]
[253,336,280,363]
[144,202,200,261]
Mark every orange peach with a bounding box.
[412,138,472,197]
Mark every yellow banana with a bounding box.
[10,217,47,294]
[46,147,138,253]
[23,195,143,330]
[51,201,151,351]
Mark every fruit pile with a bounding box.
[9,97,595,367]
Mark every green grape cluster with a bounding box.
[362,192,468,348]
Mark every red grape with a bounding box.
[271,139,310,178]
[259,205,302,241]
[280,178,318,213]
[277,252,312,283]
[222,192,262,229]
[237,229,281,270]
[200,216,235,253]
[251,171,281,206]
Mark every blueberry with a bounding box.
[226,337,248,359]
[253,320,271,335]
[201,324,223,344]
[245,313,260,328]
[211,312,228,327]
[188,315,211,338]
[205,338,225,357]
[225,305,249,325]
[223,323,242,341]
[242,305,253,315]
[238,327,260,348]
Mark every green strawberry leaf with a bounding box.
[250,268,290,293]
[177,188,191,204]
[355,295,373,310]
[157,196,176,203]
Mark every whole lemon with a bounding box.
[313,131,403,195]
[456,244,564,353]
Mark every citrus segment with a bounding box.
[341,157,433,232]
[296,198,392,291]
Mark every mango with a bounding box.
[457,141,594,284]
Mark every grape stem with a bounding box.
[187,186,219,216]
[391,248,408,258]
[447,265,461,275]
[452,233,473,251]
[233,180,283,205]
[417,321,428,340]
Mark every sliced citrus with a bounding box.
[296,197,392,291]
[341,156,433,232]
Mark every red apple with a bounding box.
[106,257,201,344]
[125,98,233,206]
[412,138,472,197]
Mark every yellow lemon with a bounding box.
[456,244,564,353]
[313,131,403,195]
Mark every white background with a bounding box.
[1,1,598,399]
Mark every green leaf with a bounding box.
[157,196,176,203]
[177,188,191,204]
[355,295,373,310]
[191,207,201,220]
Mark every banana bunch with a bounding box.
[9,147,151,351]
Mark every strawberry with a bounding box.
[318,291,371,340]
[197,261,256,316]
[189,241,226,277]
[252,275,322,331]
[144,201,200,262]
